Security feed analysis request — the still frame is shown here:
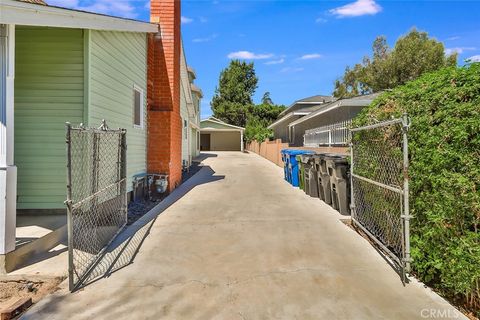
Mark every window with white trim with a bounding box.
[133,85,144,128]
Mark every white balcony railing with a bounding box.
[303,120,351,147]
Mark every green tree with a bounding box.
[244,103,286,142]
[211,60,258,127]
[261,92,274,105]
[333,29,458,98]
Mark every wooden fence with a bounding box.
[246,139,349,167]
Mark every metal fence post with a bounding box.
[349,137,355,219]
[402,113,411,272]
[121,129,127,219]
[65,122,74,292]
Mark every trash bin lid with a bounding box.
[324,153,347,159]
[312,153,334,163]
[324,154,349,164]
[285,150,315,156]
[300,154,315,163]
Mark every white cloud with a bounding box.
[330,0,382,18]
[315,17,327,23]
[181,16,194,24]
[300,53,323,60]
[265,58,285,65]
[446,36,460,41]
[193,34,218,43]
[280,67,304,73]
[467,55,480,62]
[227,51,273,60]
[445,47,476,55]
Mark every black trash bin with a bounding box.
[303,154,319,198]
[314,153,334,204]
[325,155,350,215]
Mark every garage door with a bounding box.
[209,131,241,151]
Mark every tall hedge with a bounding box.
[353,63,480,314]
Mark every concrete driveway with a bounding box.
[23,152,464,320]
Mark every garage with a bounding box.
[200,117,244,151]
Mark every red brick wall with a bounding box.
[148,0,182,191]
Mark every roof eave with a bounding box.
[268,112,309,129]
[201,118,245,130]
[0,0,159,33]
[289,99,374,126]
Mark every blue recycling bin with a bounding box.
[285,150,315,187]
[280,149,289,181]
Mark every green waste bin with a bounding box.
[296,155,306,191]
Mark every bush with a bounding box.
[245,116,274,142]
[353,63,480,315]
[244,103,286,143]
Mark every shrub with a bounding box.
[353,63,480,315]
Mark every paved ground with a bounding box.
[22,152,465,320]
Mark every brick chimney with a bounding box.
[147,0,182,191]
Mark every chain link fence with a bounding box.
[350,114,411,279]
[65,120,127,291]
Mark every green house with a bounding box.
[2,0,158,215]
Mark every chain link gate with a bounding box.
[65,120,127,291]
[350,114,412,280]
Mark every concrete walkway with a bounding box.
[23,152,464,320]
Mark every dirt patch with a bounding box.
[0,276,63,313]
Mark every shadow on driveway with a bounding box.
[73,165,224,291]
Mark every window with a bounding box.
[133,86,144,128]
[184,119,188,139]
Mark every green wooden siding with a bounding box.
[14,27,84,209]
[88,30,147,191]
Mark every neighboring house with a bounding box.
[179,44,202,169]
[289,93,381,147]
[200,117,245,152]
[188,67,202,161]
[180,42,194,169]
[0,0,182,272]
[268,95,335,143]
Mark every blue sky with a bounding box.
[47,0,480,118]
